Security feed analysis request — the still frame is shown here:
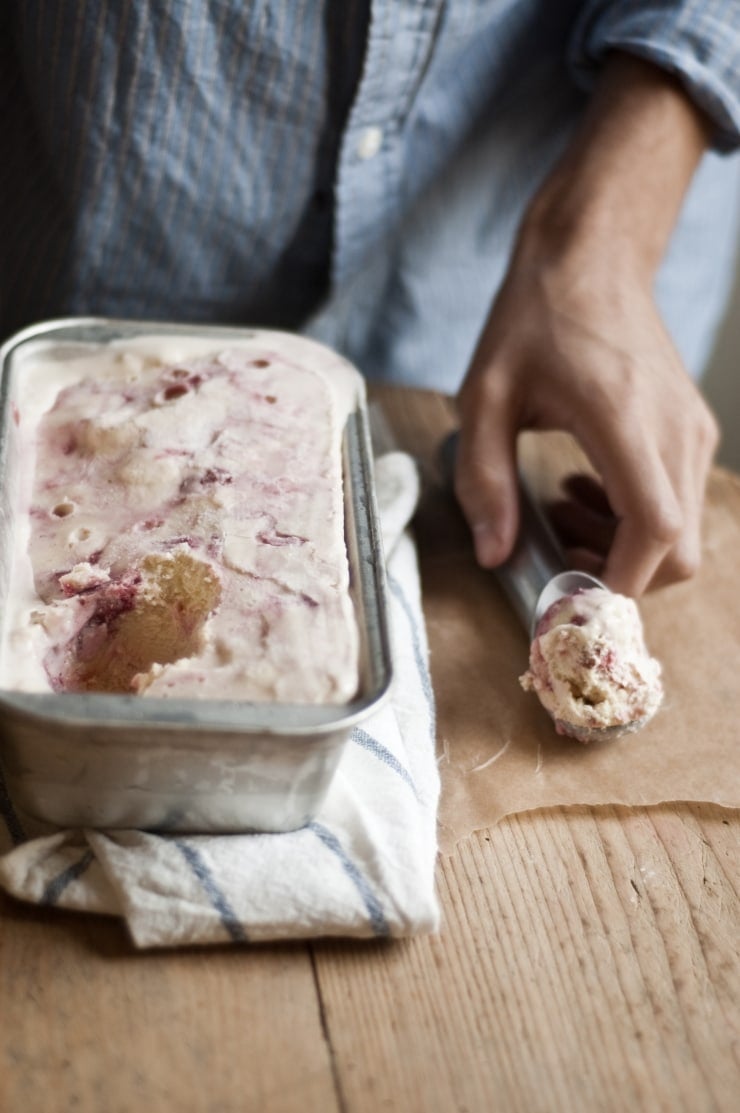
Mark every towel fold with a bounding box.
[0,452,440,948]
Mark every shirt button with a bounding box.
[356,126,383,160]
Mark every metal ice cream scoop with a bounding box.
[437,432,644,743]
[438,431,604,634]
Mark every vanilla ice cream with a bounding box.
[0,332,363,702]
[519,587,663,741]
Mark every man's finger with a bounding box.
[455,381,520,568]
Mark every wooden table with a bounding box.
[2,390,738,1113]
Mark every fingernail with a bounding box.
[471,521,501,566]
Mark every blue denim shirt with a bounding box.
[2,1,740,389]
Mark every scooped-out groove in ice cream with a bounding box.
[2,334,363,703]
[519,587,664,742]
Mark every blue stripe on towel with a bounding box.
[387,570,436,731]
[41,849,94,906]
[0,763,26,846]
[351,727,419,799]
[174,840,248,943]
[309,821,389,938]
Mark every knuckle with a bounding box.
[458,352,516,412]
[642,502,683,546]
[459,372,504,418]
[687,394,720,455]
[701,408,721,454]
[665,542,701,584]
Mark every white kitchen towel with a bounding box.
[0,452,440,948]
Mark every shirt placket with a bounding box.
[332,0,445,290]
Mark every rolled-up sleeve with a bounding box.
[568,0,740,152]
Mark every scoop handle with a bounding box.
[438,431,568,631]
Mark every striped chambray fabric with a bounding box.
[2,1,740,390]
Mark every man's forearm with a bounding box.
[519,51,713,282]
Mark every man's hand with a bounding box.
[455,53,719,598]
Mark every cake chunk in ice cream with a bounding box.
[1,333,363,703]
[519,587,663,742]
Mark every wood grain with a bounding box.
[0,893,339,1113]
[312,803,739,1113]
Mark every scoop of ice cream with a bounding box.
[519,587,663,742]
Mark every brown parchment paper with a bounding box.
[376,389,740,855]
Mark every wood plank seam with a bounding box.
[310,944,349,1113]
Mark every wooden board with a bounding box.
[312,804,739,1113]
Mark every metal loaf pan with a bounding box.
[0,318,393,833]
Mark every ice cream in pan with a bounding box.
[2,334,361,703]
[439,432,663,742]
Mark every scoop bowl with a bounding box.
[438,431,650,742]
